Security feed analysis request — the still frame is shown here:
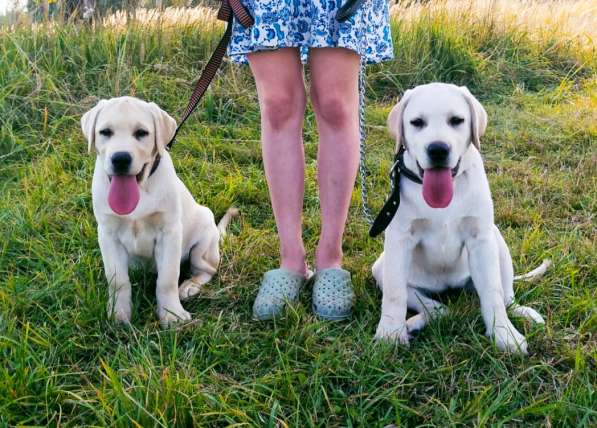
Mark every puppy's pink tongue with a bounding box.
[422,168,453,208]
[108,175,140,215]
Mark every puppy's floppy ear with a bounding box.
[81,99,108,153]
[148,102,177,155]
[459,86,487,149]
[387,89,413,152]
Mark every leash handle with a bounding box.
[337,0,364,22]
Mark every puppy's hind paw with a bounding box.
[510,304,545,324]
[406,313,427,334]
[179,279,202,301]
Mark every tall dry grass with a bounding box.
[392,0,596,42]
[97,1,597,44]
[102,5,219,28]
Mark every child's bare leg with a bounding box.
[309,47,360,270]
[248,48,308,275]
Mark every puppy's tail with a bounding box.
[217,207,240,237]
[514,259,551,282]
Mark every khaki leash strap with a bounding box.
[167,0,254,150]
[149,0,254,177]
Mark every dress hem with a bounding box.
[227,44,395,65]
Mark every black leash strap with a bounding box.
[369,147,422,237]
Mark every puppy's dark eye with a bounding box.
[134,129,149,139]
[99,128,113,137]
[410,118,426,128]
[449,116,465,126]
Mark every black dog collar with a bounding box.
[149,153,161,177]
[369,147,422,237]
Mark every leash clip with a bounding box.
[389,156,400,176]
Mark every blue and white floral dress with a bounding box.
[228,0,394,64]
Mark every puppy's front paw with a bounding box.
[157,303,191,328]
[489,322,528,354]
[107,301,131,325]
[179,279,202,301]
[374,319,410,345]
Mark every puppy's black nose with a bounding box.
[111,151,132,174]
[427,142,450,166]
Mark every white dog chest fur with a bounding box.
[101,214,165,261]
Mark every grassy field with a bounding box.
[1,1,596,426]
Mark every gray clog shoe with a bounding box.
[312,268,355,321]
[252,268,307,320]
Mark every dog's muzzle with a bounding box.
[417,158,460,179]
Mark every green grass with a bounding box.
[1,5,596,426]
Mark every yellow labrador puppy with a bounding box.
[81,96,237,327]
[373,83,546,353]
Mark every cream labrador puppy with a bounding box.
[373,83,546,353]
[81,96,237,327]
